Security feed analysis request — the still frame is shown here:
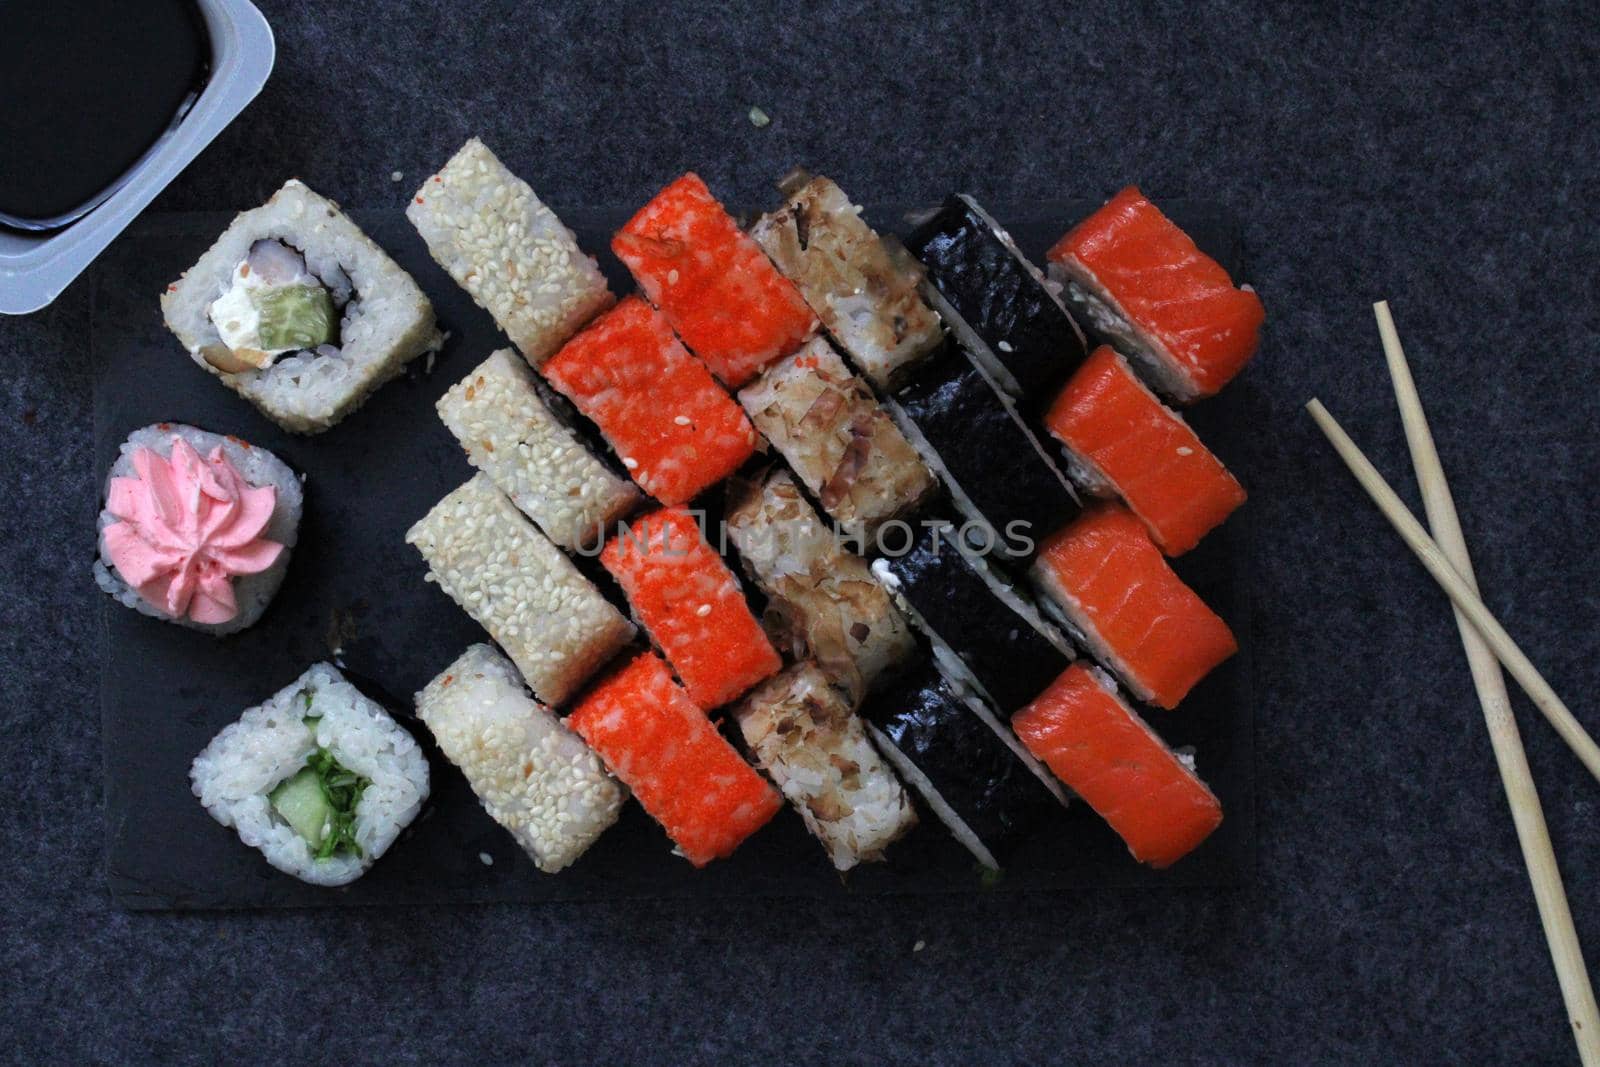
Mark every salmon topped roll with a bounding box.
[601,507,781,709]
[1029,503,1236,710]
[1047,187,1264,403]
[1045,345,1245,555]
[568,652,782,867]
[543,296,759,506]
[1013,664,1222,868]
[613,172,818,388]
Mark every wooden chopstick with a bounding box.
[1374,301,1600,1063]
[1304,398,1600,786]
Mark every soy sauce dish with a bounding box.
[0,0,274,315]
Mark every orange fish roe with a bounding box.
[1045,346,1245,555]
[612,173,817,388]
[601,507,779,709]
[542,296,757,506]
[1030,503,1236,710]
[1048,187,1264,401]
[1013,664,1221,868]
[567,652,782,867]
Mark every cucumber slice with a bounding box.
[269,767,333,848]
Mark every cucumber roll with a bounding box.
[190,663,429,886]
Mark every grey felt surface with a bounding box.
[1,1,1596,1062]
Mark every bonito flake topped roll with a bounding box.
[751,172,944,391]
[733,662,917,871]
[191,663,430,886]
[162,180,440,433]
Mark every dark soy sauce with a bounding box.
[0,0,211,232]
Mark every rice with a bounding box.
[436,348,640,550]
[190,663,429,886]
[405,473,635,706]
[93,423,302,636]
[161,180,440,433]
[407,138,613,367]
[416,644,625,872]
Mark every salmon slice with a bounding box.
[567,652,782,867]
[543,296,758,507]
[1047,187,1264,402]
[1029,503,1236,709]
[613,173,818,388]
[1045,345,1245,555]
[601,507,781,709]
[1012,664,1221,868]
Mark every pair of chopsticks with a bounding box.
[1309,303,1600,1064]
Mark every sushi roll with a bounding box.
[415,644,625,873]
[750,171,943,390]
[1046,186,1265,403]
[737,337,936,543]
[436,348,640,550]
[601,507,781,709]
[906,194,1087,406]
[1045,345,1245,555]
[407,138,614,367]
[873,520,1074,715]
[405,473,635,707]
[732,663,918,871]
[93,423,300,636]
[725,468,916,703]
[568,652,782,867]
[1029,503,1236,710]
[190,663,429,886]
[543,296,759,506]
[162,180,440,433]
[1013,664,1222,868]
[887,337,1081,562]
[612,172,817,387]
[861,661,1057,870]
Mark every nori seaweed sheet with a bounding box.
[907,196,1086,407]
[886,524,1070,713]
[861,661,1055,855]
[892,338,1080,557]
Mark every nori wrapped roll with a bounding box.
[907,194,1087,408]
[861,661,1056,868]
[876,521,1074,714]
[887,338,1080,562]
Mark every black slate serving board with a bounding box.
[94,202,1258,909]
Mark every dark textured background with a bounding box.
[3,1,1597,1062]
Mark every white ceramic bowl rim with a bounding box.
[0,0,275,315]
